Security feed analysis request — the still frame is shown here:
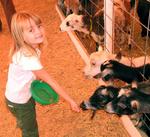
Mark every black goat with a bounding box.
[80,85,120,111]
[94,60,150,84]
[80,80,150,120]
[80,80,150,111]
[105,87,150,114]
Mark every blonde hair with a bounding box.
[10,11,47,58]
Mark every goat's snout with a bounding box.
[82,70,93,79]
[59,24,63,31]
[80,101,88,110]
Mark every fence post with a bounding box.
[104,0,114,53]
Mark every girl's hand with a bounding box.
[70,101,80,112]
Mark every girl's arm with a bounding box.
[32,69,80,112]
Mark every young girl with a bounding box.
[5,11,80,137]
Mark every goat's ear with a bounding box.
[115,51,122,61]
[118,88,126,97]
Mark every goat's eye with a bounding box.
[91,62,96,66]
[66,21,70,26]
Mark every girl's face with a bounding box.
[23,18,45,48]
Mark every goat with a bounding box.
[105,86,150,114]
[80,80,150,110]
[60,0,133,51]
[84,48,150,80]
[104,84,150,137]
[94,60,150,84]
[80,80,150,120]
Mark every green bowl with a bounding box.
[30,80,59,105]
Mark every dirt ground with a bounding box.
[0,0,131,137]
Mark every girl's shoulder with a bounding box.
[12,48,43,70]
[12,49,41,64]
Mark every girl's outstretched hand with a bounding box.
[70,101,80,112]
[32,69,81,112]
